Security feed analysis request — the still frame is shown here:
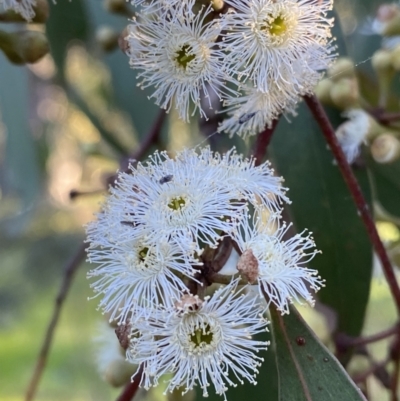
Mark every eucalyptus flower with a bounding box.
[127,1,237,121]
[233,213,323,314]
[221,0,335,93]
[128,280,269,398]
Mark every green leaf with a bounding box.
[269,103,373,341]
[271,306,366,401]
[86,0,161,139]
[194,330,279,401]
[46,0,90,81]
[367,158,400,222]
[0,60,40,235]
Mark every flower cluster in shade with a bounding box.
[86,147,324,398]
[0,0,36,20]
[126,0,335,137]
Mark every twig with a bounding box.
[303,94,400,315]
[25,242,87,401]
[116,366,143,401]
[120,109,166,173]
[352,357,390,383]
[252,118,280,166]
[336,324,400,349]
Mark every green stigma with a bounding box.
[264,15,287,36]
[190,324,214,348]
[175,45,196,70]
[168,196,186,210]
[138,247,149,262]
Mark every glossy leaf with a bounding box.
[271,306,366,401]
[269,103,373,339]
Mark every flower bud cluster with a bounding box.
[315,57,400,165]
[125,0,335,137]
[86,147,324,397]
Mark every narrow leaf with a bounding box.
[271,306,367,401]
[270,104,373,341]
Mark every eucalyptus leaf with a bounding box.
[0,60,40,236]
[270,103,373,342]
[46,0,90,81]
[271,306,367,401]
[367,157,400,222]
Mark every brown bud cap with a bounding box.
[314,78,334,106]
[330,77,360,110]
[377,4,400,24]
[0,30,49,64]
[115,322,132,350]
[104,0,130,15]
[118,26,130,55]
[237,249,259,284]
[175,294,203,314]
[96,26,119,52]
[371,133,400,164]
[327,57,355,82]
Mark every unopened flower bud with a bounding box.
[104,0,129,15]
[168,387,196,401]
[371,133,400,164]
[372,49,396,108]
[391,45,400,70]
[327,57,355,82]
[330,77,360,110]
[314,78,334,106]
[380,6,400,36]
[104,359,136,387]
[96,26,119,52]
[211,0,224,11]
[118,26,130,55]
[0,29,49,64]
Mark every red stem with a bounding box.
[303,94,400,315]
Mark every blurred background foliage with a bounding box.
[1,0,400,400]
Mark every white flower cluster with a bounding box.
[0,0,36,20]
[86,147,324,398]
[126,0,335,137]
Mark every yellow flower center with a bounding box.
[175,44,196,70]
[267,15,287,36]
[168,196,186,210]
[190,324,214,348]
